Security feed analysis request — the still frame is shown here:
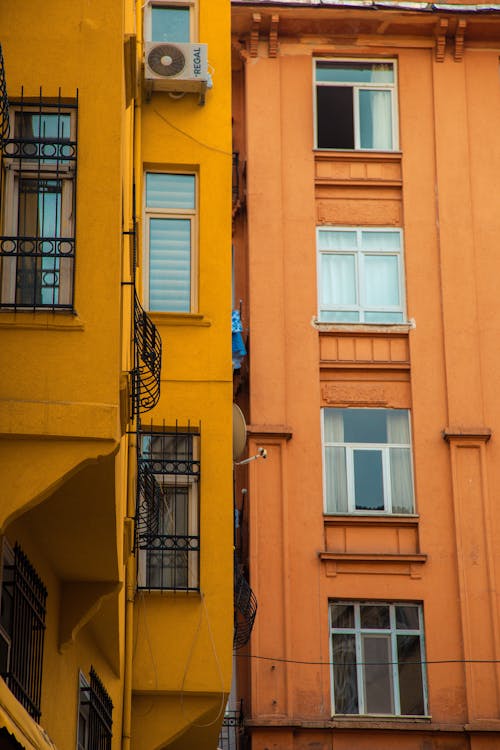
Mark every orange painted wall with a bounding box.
[232,4,500,748]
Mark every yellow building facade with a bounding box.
[0,1,233,748]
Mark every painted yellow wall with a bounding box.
[131,0,234,747]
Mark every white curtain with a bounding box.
[360,90,392,150]
[324,411,348,513]
[387,411,413,513]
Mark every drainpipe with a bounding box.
[122,429,137,750]
[123,3,142,746]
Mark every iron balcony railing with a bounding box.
[0,44,10,148]
[218,702,244,750]
[0,91,78,312]
[1,543,47,722]
[79,667,113,750]
[232,151,239,207]
[234,560,257,650]
[131,291,162,417]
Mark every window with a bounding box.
[0,98,77,310]
[315,60,397,151]
[323,408,414,514]
[330,602,427,716]
[144,1,195,43]
[0,541,47,722]
[317,227,405,323]
[77,668,113,750]
[144,172,197,313]
[137,428,200,590]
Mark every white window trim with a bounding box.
[313,58,399,152]
[143,0,198,43]
[316,226,406,324]
[143,170,198,313]
[321,408,415,515]
[329,601,429,717]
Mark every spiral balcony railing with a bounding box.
[131,291,162,417]
[0,44,9,149]
[234,559,257,650]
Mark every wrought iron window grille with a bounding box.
[0,89,77,312]
[78,667,113,750]
[0,45,10,149]
[218,701,244,750]
[0,541,47,722]
[136,424,201,592]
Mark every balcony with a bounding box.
[131,292,162,418]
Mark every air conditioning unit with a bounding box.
[144,42,208,94]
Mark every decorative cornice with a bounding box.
[435,17,449,60]
[250,12,262,57]
[443,426,492,442]
[454,17,467,59]
[247,424,293,440]
[269,14,280,56]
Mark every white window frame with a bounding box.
[143,0,198,43]
[143,170,198,313]
[316,226,405,324]
[1,108,76,307]
[329,601,428,717]
[322,408,415,515]
[314,58,399,152]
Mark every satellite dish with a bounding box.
[233,403,247,461]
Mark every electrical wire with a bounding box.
[236,653,500,667]
[153,107,233,157]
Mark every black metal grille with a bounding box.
[136,426,200,591]
[132,291,162,416]
[1,543,47,722]
[79,667,113,750]
[218,703,244,750]
[0,90,77,311]
[234,561,257,650]
[0,45,9,148]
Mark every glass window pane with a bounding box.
[364,255,399,307]
[318,231,358,251]
[149,217,191,312]
[343,409,388,443]
[324,409,344,443]
[316,87,354,150]
[362,635,394,713]
[396,605,420,631]
[360,605,390,629]
[325,446,348,513]
[364,311,404,323]
[390,448,413,513]
[331,604,355,629]
[316,62,394,84]
[332,633,358,714]
[397,635,425,715]
[319,311,360,323]
[146,173,195,209]
[359,90,392,150]
[320,253,356,306]
[361,231,401,251]
[353,450,384,511]
[152,6,190,42]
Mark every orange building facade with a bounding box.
[231,1,500,749]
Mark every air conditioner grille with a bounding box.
[147,44,186,77]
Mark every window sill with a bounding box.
[148,311,211,327]
[324,514,419,526]
[313,319,414,335]
[314,149,402,159]
[0,310,84,330]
